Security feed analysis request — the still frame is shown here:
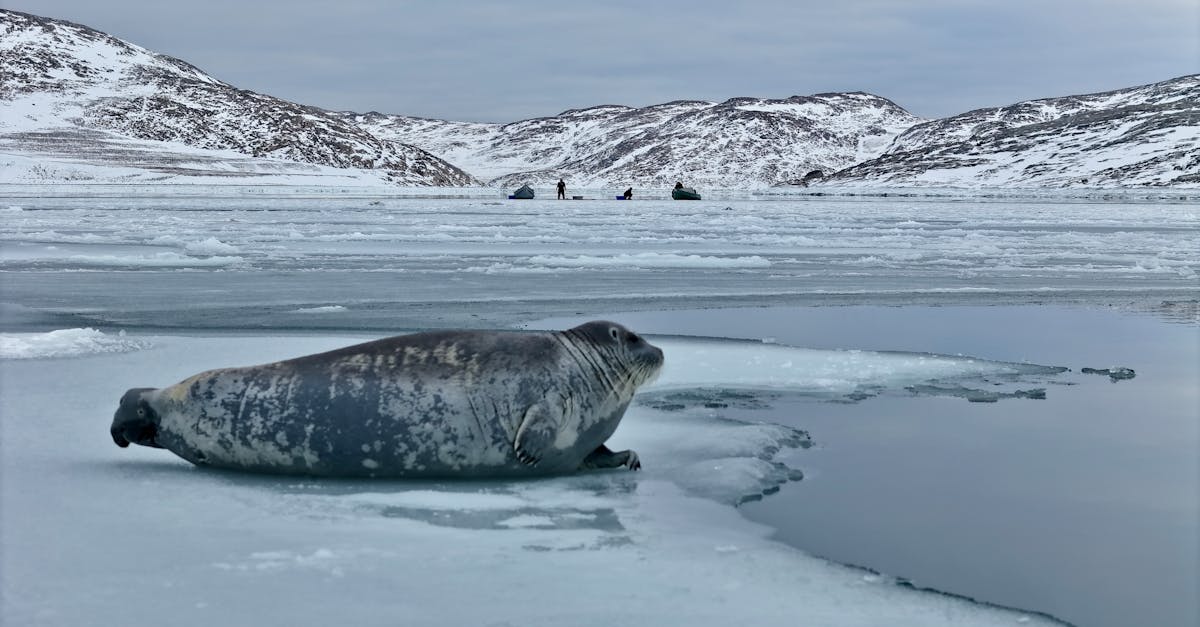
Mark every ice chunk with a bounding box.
[0,328,150,359]
[645,338,1069,403]
[528,252,771,269]
[291,305,348,314]
[1080,366,1136,381]
[904,384,1047,402]
[65,251,245,267]
[611,407,812,505]
[183,237,239,255]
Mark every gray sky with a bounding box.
[9,0,1198,122]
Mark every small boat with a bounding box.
[672,187,701,200]
[508,184,535,199]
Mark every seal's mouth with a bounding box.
[111,388,165,449]
[111,422,163,449]
[635,346,665,388]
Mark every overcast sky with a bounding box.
[10,0,1199,122]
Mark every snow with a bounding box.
[292,305,349,314]
[5,12,1194,189]
[1,11,475,187]
[647,339,1061,397]
[1,13,1194,620]
[1,188,1193,311]
[0,16,1195,621]
[182,237,240,255]
[841,75,1200,188]
[0,327,150,359]
[344,92,921,188]
[0,331,1066,627]
[528,252,772,269]
[0,183,1194,626]
[0,129,424,187]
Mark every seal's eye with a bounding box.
[627,332,640,343]
[136,407,146,418]
[609,327,619,340]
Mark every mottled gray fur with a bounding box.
[111,321,663,478]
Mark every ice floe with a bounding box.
[0,327,151,359]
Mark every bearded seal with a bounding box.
[109,321,663,478]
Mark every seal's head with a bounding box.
[564,321,664,393]
[110,387,164,449]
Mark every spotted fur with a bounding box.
[110,321,663,478]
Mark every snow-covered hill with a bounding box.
[823,75,1200,188]
[0,10,476,186]
[2,10,1195,189]
[343,94,921,188]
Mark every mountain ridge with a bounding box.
[343,91,920,188]
[825,75,1199,187]
[0,9,477,186]
[1,9,1195,188]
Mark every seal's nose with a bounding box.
[111,387,163,449]
[111,424,130,447]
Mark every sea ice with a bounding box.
[0,327,150,359]
[646,338,1068,403]
[1080,366,1136,381]
[0,331,1067,626]
[292,305,349,314]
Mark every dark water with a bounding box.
[544,305,1199,627]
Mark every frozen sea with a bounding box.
[1,185,1197,627]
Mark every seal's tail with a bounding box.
[111,387,163,448]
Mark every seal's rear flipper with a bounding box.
[111,387,164,449]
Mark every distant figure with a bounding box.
[557,179,566,200]
[671,182,701,200]
[623,187,633,200]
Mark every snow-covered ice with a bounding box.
[0,326,149,359]
[0,330,1070,626]
[1,186,1196,333]
[1,185,1195,626]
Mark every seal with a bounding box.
[110,321,663,478]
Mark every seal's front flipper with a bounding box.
[581,444,640,471]
[513,403,560,467]
[111,387,164,449]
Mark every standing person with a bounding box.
[623,187,633,200]
[557,178,566,200]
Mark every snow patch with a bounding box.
[0,328,150,359]
[183,237,239,255]
[67,252,244,267]
[529,252,771,269]
[646,339,1060,397]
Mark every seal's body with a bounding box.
[111,322,663,478]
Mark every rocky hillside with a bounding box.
[344,94,922,188]
[0,10,476,186]
[3,10,1194,189]
[824,75,1200,188]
